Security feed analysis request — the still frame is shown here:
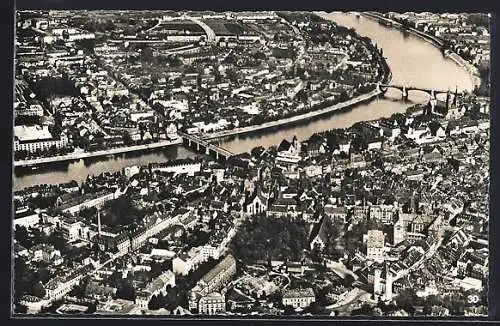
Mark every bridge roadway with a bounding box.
[177,131,234,159]
[377,83,450,96]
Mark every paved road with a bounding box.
[144,19,162,34]
[326,287,368,311]
[185,15,216,43]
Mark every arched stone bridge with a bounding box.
[375,82,450,100]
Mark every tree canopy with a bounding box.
[231,214,309,263]
[102,196,144,226]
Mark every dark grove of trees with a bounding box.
[231,214,309,263]
[14,115,42,126]
[475,64,490,97]
[115,279,136,301]
[395,287,417,315]
[101,196,144,226]
[14,257,50,301]
[30,77,79,100]
[466,14,490,29]
[272,47,297,60]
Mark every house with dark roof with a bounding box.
[303,134,327,157]
[421,148,445,164]
[427,121,446,138]
[309,215,332,250]
[276,136,301,165]
[379,119,401,139]
[85,281,117,301]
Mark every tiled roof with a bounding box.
[282,287,315,299]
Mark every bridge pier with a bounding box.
[379,84,449,102]
[178,132,234,163]
[402,86,408,101]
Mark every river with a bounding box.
[13,12,473,191]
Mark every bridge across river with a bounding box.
[376,82,450,100]
[178,131,234,161]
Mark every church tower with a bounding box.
[292,135,300,155]
[384,264,394,301]
[373,268,382,300]
[453,86,458,108]
[97,209,101,237]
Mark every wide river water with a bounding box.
[13,12,473,191]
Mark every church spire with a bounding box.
[97,209,101,237]
[453,86,458,107]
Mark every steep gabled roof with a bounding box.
[277,139,292,152]
[427,120,444,136]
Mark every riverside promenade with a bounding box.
[14,138,183,168]
[203,88,382,141]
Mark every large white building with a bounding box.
[282,288,316,309]
[188,255,236,312]
[44,264,93,302]
[198,292,226,315]
[14,125,69,153]
[59,191,116,214]
[172,246,205,276]
[15,103,44,118]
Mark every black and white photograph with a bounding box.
[12,9,490,318]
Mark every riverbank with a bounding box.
[14,138,183,168]
[445,51,482,89]
[360,11,481,90]
[361,12,444,47]
[203,88,382,141]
